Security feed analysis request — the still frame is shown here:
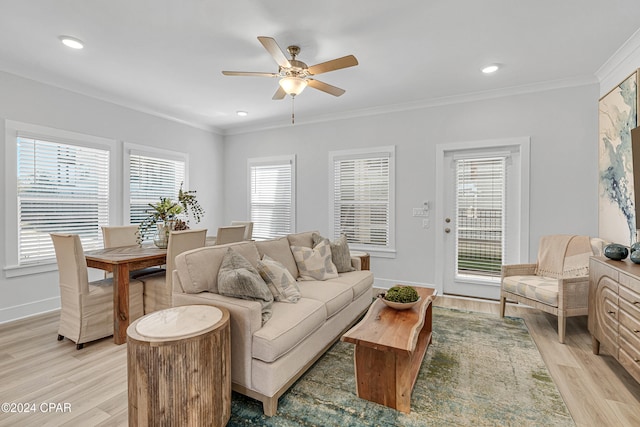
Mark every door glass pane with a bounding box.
[455,157,506,279]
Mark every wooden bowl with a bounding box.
[380,296,421,310]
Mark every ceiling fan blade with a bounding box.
[307,79,346,97]
[272,86,287,100]
[222,71,279,77]
[307,55,358,75]
[258,36,292,69]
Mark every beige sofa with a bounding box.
[171,231,374,416]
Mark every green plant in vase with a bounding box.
[138,184,205,246]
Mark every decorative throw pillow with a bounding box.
[312,233,355,273]
[217,248,273,324]
[257,255,301,303]
[291,239,339,281]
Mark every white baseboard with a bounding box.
[0,297,60,324]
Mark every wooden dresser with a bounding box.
[589,256,640,383]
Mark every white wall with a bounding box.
[224,84,600,292]
[0,71,224,322]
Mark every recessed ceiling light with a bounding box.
[236,111,248,117]
[59,35,84,49]
[482,64,500,74]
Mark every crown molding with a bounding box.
[221,75,598,136]
[596,27,640,96]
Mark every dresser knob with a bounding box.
[634,301,640,305]
[635,330,640,334]
[608,310,616,315]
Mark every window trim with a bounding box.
[328,146,396,258]
[123,142,189,225]
[4,120,117,277]
[247,155,296,239]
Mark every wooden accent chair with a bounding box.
[231,220,254,240]
[499,234,606,343]
[51,233,144,349]
[137,229,207,313]
[214,225,247,245]
[101,225,164,278]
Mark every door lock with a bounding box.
[445,228,451,233]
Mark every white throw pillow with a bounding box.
[257,255,301,303]
[290,239,339,281]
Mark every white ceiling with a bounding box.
[1,1,640,133]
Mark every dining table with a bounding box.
[84,245,167,344]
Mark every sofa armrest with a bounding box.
[501,263,537,278]
[350,256,362,271]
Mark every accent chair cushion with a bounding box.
[312,232,355,273]
[502,275,559,307]
[217,248,273,324]
[290,239,339,281]
[257,255,301,303]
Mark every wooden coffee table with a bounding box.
[341,286,437,413]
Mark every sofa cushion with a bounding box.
[312,233,355,273]
[502,275,559,307]
[333,270,375,300]
[255,237,299,279]
[287,231,317,248]
[296,280,353,318]
[291,239,339,281]
[218,248,273,324]
[257,255,300,303]
[252,298,326,363]
[175,241,260,294]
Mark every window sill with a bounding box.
[4,261,58,278]
[350,246,396,259]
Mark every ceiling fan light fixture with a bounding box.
[279,76,308,96]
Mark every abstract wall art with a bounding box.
[598,70,639,245]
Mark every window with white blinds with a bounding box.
[455,156,506,279]
[128,151,186,240]
[330,147,395,254]
[248,156,295,240]
[16,136,110,264]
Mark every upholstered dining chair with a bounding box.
[214,225,247,245]
[499,234,606,343]
[231,220,254,240]
[138,229,207,314]
[101,225,164,278]
[51,233,144,349]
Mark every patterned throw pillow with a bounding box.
[312,233,355,273]
[257,255,301,303]
[217,248,273,324]
[290,239,339,281]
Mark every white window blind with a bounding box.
[249,157,295,240]
[332,152,391,248]
[455,156,506,278]
[17,136,110,264]
[129,152,185,238]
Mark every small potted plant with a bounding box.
[138,183,204,247]
[379,285,421,310]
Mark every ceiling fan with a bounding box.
[222,36,358,100]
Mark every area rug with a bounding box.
[228,307,574,426]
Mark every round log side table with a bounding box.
[127,305,230,427]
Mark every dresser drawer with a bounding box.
[620,271,640,294]
[619,335,640,384]
[619,285,640,320]
[600,288,620,335]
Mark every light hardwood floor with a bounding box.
[1,296,639,426]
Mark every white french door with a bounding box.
[435,138,530,299]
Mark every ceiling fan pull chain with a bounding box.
[291,96,295,125]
